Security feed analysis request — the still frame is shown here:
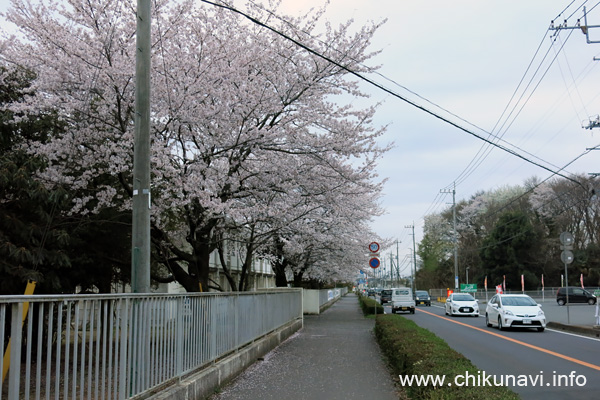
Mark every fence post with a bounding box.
[8,303,23,399]
[176,297,184,376]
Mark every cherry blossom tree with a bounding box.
[1,0,387,291]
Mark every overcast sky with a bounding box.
[278,0,600,275]
[3,1,600,277]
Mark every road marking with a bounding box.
[416,308,600,372]
[546,328,600,341]
[430,304,600,341]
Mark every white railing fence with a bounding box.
[0,289,302,400]
[429,287,600,301]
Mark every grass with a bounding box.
[374,314,519,400]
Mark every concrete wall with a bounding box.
[137,318,303,400]
[302,288,346,314]
[303,289,321,314]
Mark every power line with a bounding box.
[454,27,578,191]
[448,2,595,192]
[199,0,583,188]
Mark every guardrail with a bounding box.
[0,289,302,400]
[430,287,600,303]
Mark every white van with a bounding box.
[391,287,415,314]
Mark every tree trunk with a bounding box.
[273,259,288,287]
[293,270,304,287]
[273,238,289,287]
[217,243,237,291]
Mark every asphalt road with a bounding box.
[388,303,600,399]
[469,292,600,326]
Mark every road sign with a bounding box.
[368,242,380,253]
[460,283,477,293]
[369,257,380,269]
[561,250,574,264]
[560,232,574,247]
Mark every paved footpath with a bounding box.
[210,294,400,400]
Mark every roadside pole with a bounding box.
[368,242,381,317]
[560,232,574,325]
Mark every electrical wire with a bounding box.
[449,29,553,190]
[199,0,583,188]
[445,1,594,193]
[199,0,596,250]
[453,28,578,191]
[419,139,600,258]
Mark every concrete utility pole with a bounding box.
[389,253,393,287]
[132,0,152,293]
[440,183,458,290]
[549,7,600,130]
[549,6,600,44]
[405,224,417,292]
[396,239,400,286]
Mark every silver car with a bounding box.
[485,294,546,332]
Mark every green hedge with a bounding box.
[375,314,519,400]
[357,293,384,315]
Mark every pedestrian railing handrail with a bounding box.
[0,289,303,400]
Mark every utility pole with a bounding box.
[549,7,600,130]
[132,0,151,293]
[405,224,417,292]
[389,252,393,287]
[549,7,600,44]
[441,183,458,290]
[396,239,400,287]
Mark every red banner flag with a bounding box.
[541,274,544,290]
[484,276,488,290]
[521,274,524,292]
[581,273,584,289]
[496,284,503,294]
[503,275,506,292]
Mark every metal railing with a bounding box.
[430,287,600,302]
[1,289,302,400]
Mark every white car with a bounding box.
[445,293,479,316]
[485,294,546,332]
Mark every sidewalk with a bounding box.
[210,294,399,400]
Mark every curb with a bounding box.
[547,321,600,338]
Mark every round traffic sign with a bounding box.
[369,257,380,269]
[368,242,380,253]
[561,250,574,264]
[560,232,574,246]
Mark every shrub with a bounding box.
[375,315,519,399]
[357,293,384,315]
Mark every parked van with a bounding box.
[391,287,415,314]
[556,287,597,305]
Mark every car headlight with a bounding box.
[537,310,544,316]
[504,310,514,316]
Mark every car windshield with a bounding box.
[395,289,410,295]
[416,291,428,296]
[381,290,392,295]
[501,296,537,306]
[453,294,474,301]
